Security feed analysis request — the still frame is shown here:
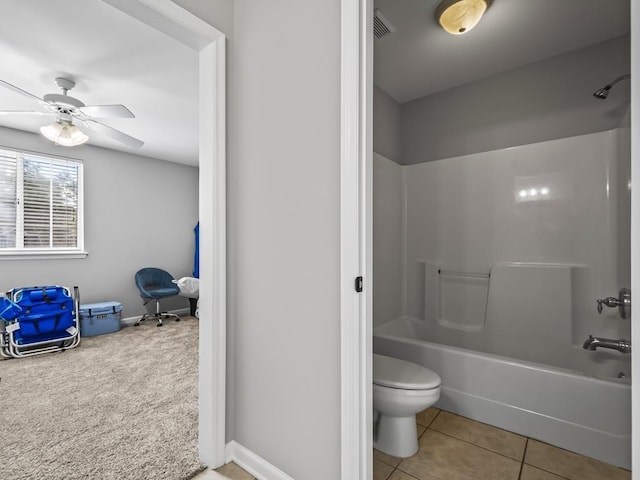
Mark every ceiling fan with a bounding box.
[0,77,144,148]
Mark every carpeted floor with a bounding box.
[0,316,203,480]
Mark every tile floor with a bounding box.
[193,462,254,480]
[375,408,631,480]
[194,407,632,480]
[192,468,234,480]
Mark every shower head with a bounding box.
[593,74,630,99]
[593,86,610,99]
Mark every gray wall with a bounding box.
[400,35,630,165]
[373,86,401,161]
[178,1,344,477]
[229,1,342,478]
[172,0,233,40]
[0,127,198,317]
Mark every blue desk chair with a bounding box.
[134,268,180,327]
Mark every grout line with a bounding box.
[373,448,403,468]
[522,462,574,480]
[521,437,585,480]
[426,428,524,464]
[393,466,424,480]
[517,438,528,479]
[427,408,441,427]
[416,408,441,430]
[386,466,396,480]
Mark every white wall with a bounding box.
[0,127,198,316]
[372,153,403,327]
[617,115,632,288]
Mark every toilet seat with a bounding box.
[373,354,441,390]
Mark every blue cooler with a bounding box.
[79,301,123,337]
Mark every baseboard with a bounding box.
[225,441,294,480]
[120,308,191,327]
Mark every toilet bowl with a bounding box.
[373,353,441,458]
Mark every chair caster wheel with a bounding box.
[175,318,180,322]
[134,323,140,327]
[157,323,163,327]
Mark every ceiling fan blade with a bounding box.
[78,104,135,118]
[79,119,144,148]
[0,110,53,116]
[0,80,45,103]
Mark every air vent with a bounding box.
[374,9,396,39]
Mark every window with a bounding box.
[0,148,85,258]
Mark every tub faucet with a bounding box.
[582,335,631,354]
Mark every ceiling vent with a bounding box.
[374,9,396,39]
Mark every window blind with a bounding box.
[0,149,82,252]
[0,149,18,248]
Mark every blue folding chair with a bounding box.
[0,285,80,358]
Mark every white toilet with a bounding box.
[373,353,441,458]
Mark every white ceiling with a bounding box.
[0,0,199,166]
[374,0,631,104]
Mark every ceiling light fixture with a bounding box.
[40,116,89,147]
[435,0,492,35]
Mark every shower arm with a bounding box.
[606,74,631,88]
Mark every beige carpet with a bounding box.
[0,316,203,480]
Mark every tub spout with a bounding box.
[582,335,631,353]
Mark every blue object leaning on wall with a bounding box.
[193,222,200,278]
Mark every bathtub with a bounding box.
[374,317,631,469]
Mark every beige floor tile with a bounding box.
[374,457,395,480]
[519,464,567,480]
[416,407,440,427]
[398,430,521,480]
[214,462,255,480]
[429,411,526,460]
[390,469,438,480]
[524,440,631,480]
[192,468,233,480]
[374,448,403,467]
[417,424,427,438]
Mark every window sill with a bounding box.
[0,251,89,260]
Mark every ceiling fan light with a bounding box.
[435,0,491,35]
[40,121,89,147]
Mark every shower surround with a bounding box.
[373,127,631,468]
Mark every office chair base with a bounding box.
[134,312,181,327]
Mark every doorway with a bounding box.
[104,0,227,468]
[343,0,638,478]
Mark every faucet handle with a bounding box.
[597,297,620,314]
[596,288,631,318]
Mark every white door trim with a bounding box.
[341,0,373,478]
[101,0,226,468]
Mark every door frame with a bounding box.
[631,2,639,477]
[341,0,373,478]
[102,0,227,468]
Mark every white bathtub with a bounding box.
[374,317,632,469]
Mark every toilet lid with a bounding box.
[373,354,441,390]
